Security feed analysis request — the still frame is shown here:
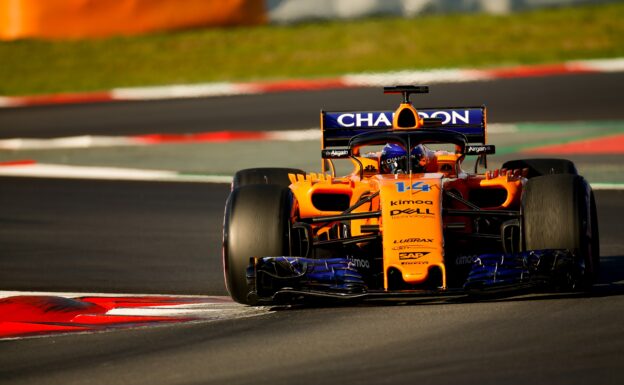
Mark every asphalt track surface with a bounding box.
[1,72,624,139]
[1,73,624,385]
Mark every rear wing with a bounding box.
[321,106,487,148]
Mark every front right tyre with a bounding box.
[522,174,599,289]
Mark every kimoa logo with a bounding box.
[348,257,370,269]
[390,200,433,206]
[455,256,476,265]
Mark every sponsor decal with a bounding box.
[348,257,371,269]
[399,251,430,260]
[392,245,430,251]
[418,110,470,125]
[395,181,431,193]
[465,145,495,155]
[455,256,476,265]
[332,110,472,128]
[394,238,434,244]
[390,207,433,216]
[401,261,430,265]
[390,200,433,206]
[336,113,393,128]
[322,148,350,158]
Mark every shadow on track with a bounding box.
[590,255,624,297]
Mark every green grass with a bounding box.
[1,3,623,95]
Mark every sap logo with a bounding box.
[394,238,433,244]
[417,110,470,125]
[395,181,431,193]
[399,251,430,260]
[336,113,392,127]
[390,208,433,216]
[390,200,433,206]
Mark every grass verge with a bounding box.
[0,3,623,96]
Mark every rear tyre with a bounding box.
[232,168,304,189]
[223,184,293,304]
[522,174,598,289]
[502,158,577,179]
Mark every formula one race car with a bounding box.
[223,86,599,305]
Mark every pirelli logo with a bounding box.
[398,251,430,260]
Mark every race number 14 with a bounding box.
[395,181,431,193]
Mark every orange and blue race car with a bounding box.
[223,86,600,305]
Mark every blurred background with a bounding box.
[1,2,624,384]
[0,0,623,95]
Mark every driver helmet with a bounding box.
[380,143,428,174]
[380,143,408,174]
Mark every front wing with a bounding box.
[247,249,580,304]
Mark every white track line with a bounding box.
[571,58,624,72]
[111,83,252,100]
[0,135,141,150]
[2,58,623,108]
[0,290,213,299]
[343,69,491,87]
[0,125,511,151]
[0,129,322,150]
[0,163,233,183]
[0,290,271,341]
[590,183,624,190]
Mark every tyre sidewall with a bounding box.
[223,184,293,304]
[522,174,595,287]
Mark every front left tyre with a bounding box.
[223,184,294,304]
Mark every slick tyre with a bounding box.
[232,168,304,189]
[502,158,577,179]
[223,184,293,304]
[522,174,599,289]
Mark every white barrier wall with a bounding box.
[266,0,618,23]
